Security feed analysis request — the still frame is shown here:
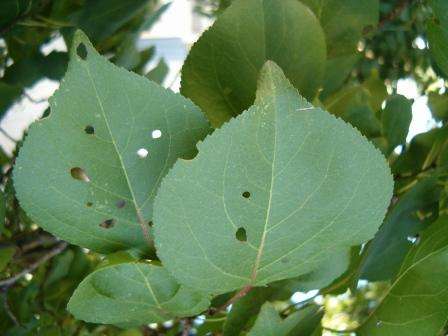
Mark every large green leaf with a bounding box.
[180,0,326,127]
[154,61,393,295]
[14,31,210,254]
[358,216,448,335]
[68,263,210,327]
[248,303,322,336]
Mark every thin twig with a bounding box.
[210,285,253,315]
[378,0,412,29]
[0,242,68,288]
[0,127,17,143]
[1,289,19,325]
[23,91,49,104]
[182,317,192,336]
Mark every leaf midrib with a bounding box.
[83,62,151,245]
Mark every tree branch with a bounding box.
[378,0,412,29]
[0,241,67,288]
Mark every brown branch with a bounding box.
[182,317,192,336]
[0,241,67,288]
[378,0,412,29]
[210,285,253,315]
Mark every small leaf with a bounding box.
[223,286,289,336]
[248,303,322,336]
[154,61,393,295]
[358,216,448,335]
[68,263,210,327]
[146,58,169,85]
[14,31,210,253]
[381,95,412,155]
[181,0,326,127]
[428,92,448,121]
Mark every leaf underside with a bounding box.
[154,61,393,295]
[68,262,210,327]
[14,31,210,253]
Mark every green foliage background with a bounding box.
[1,0,448,335]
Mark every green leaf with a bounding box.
[154,61,393,295]
[427,22,448,76]
[68,0,150,43]
[392,127,448,176]
[181,0,326,127]
[428,92,448,121]
[223,286,289,336]
[248,303,322,336]
[428,0,448,77]
[276,248,350,294]
[300,0,379,57]
[359,177,442,281]
[324,85,381,138]
[146,58,169,85]
[14,31,210,254]
[68,262,210,327]
[381,95,412,155]
[320,54,360,100]
[358,216,448,335]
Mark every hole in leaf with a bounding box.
[242,191,251,198]
[86,202,93,207]
[148,221,153,227]
[84,125,95,135]
[116,200,126,208]
[137,148,149,158]
[406,234,420,245]
[151,129,162,139]
[235,227,247,242]
[70,167,90,182]
[77,43,87,60]
[100,219,116,229]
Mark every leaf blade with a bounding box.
[14,31,210,253]
[154,61,393,294]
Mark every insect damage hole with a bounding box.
[86,202,93,207]
[100,219,116,229]
[242,191,251,198]
[116,200,126,208]
[76,43,87,60]
[235,227,247,242]
[70,167,90,182]
[151,129,162,139]
[84,125,95,135]
[137,148,149,158]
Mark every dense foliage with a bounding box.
[1,0,448,335]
